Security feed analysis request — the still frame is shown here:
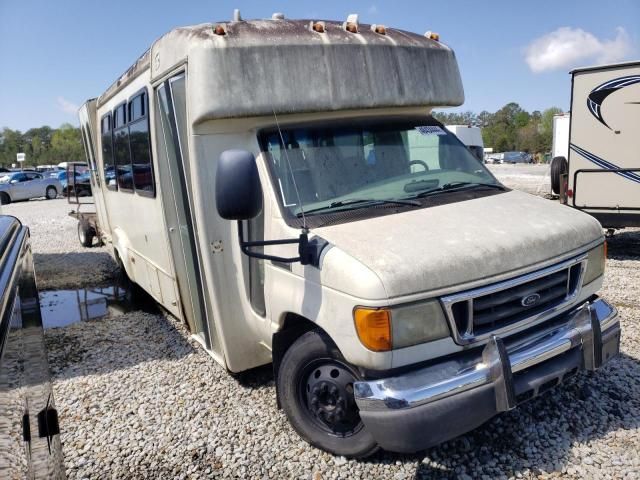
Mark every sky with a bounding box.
[0,0,638,131]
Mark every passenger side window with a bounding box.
[101,114,117,190]
[128,91,154,195]
[113,103,133,191]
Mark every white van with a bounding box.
[553,61,640,228]
[76,14,620,457]
[445,125,484,162]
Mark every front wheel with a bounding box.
[277,330,378,458]
[45,186,57,199]
[0,192,10,205]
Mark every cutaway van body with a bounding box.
[77,15,620,457]
[564,61,640,228]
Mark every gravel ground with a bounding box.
[487,164,553,197]
[5,194,640,478]
[1,198,118,290]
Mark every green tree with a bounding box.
[51,123,83,164]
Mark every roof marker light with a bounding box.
[272,12,285,20]
[344,13,359,33]
[310,21,326,33]
[213,24,226,36]
[425,31,440,41]
[371,24,387,35]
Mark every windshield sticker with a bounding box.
[415,126,447,136]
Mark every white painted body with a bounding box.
[567,61,640,227]
[445,125,484,161]
[552,113,570,159]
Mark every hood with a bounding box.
[314,190,603,299]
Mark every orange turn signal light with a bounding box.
[213,24,226,36]
[354,307,392,352]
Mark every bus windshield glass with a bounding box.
[259,119,500,218]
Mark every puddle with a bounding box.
[39,280,158,329]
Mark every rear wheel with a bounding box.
[46,186,57,199]
[78,221,95,248]
[277,329,378,458]
[0,192,10,205]
[550,156,568,195]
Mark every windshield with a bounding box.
[259,119,501,219]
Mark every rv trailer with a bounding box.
[76,13,619,457]
[554,61,640,228]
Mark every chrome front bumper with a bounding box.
[354,297,620,452]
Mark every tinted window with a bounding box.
[101,114,117,189]
[129,93,145,121]
[113,104,133,191]
[128,92,154,194]
[114,105,126,129]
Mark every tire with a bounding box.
[78,221,95,248]
[550,156,568,195]
[45,186,57,200]
[277,329,379,458]
[0,192,10,205]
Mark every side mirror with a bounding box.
[216,150,263,220]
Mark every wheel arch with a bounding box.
[272,312,331,408]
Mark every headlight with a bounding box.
[582,242,606,286]
[353,300,450,352]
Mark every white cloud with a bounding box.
[56,96,79,115]
[368,5,378,15]
[525,26,633,73]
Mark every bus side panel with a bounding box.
[96,72,183,320]
[569,64,640,218]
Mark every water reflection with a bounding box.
[39,281,155,329]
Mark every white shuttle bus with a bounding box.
[554,61,640,228]
[76,13,620,457]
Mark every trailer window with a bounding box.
[113,103,133,191]
[101,114,117,190]
[128,91,154,195]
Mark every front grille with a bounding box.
[442,257,586,344]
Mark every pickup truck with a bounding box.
[0,215,64,477]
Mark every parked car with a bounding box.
[0,215,65,476]
[51,170,68,191]
[503,151,533,164]
[64,171,92,197]
[0,171,62,204]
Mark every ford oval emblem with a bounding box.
[521,293,541,307]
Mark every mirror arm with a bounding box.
[237,222,309,264]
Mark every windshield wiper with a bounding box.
[406,181,506,199]
[296,198,420,217]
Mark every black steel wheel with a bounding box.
[0,192,10,205]
[277,329,378,458]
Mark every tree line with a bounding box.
[0,123,84,168]
[434,103,563,154]
[1,102,562,168]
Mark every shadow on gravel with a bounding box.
[360,352,640,478]
[606,229,640,260]
[34,251,118,290]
